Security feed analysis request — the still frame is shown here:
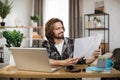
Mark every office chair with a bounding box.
[102,48,120,80]
[111,48,120,71]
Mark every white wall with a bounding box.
[106,0,120,52]
[4,0,33,26]
[0,0,33,67]
[83,0,120,52]
[2,0,33,47]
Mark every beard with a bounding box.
[53,32,64,39]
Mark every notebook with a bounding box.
[9,47,61,72]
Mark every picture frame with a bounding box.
[95,1,104,14]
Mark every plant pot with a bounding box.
[1,22,5,26]
[31,21,37,26]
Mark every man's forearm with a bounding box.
[49,59,64,66]
[49,58,78,66]
[86,57,98,64]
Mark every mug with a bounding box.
[97,59,114,69]
[106,59,114,69]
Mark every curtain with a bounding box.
[34,0,43,34]
[69,0,83,39]
[33,0,43,47]
[34,0,43,26]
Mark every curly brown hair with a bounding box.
[45,18,65,43]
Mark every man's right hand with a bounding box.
[49,58,79,66]
[61,58,79,66]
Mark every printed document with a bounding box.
[73,34,103,59]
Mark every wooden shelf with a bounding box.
[85,28,109,30]
[32,38,44,40]
[0,26,5,29]
[0,26,44,48]
[0,26,42,28]
[85,13,109,16]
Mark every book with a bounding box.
[86,66,111,73]
[73,34,103,59]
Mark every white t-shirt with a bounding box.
[55,40,64,55]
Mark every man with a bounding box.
[41,18,101,80]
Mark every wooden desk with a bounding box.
[0,65,120,79]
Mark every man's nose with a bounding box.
[60,28,64,32]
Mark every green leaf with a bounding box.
[0,0,13,20]
[30,15,39,22]
[2,29,23,47]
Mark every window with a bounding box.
[43,0,69,37]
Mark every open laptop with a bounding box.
[9,47,61,72]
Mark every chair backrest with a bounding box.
[111,48,120,71]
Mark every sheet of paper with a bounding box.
[73,34,103,59]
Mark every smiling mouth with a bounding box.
[59,32,64,35]
[59,33,64,36]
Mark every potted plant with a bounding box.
[30,15,39,26]
[0,0,13,26]
[2,30,23,47]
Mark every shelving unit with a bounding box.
[84,13,110,54]
[0,29,4,63]
[31,26,44,48]
[0,26,44,63]
[0,26,44,48]
[0,46,4,63]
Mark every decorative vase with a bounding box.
[1,22,5,26]
[97,22,101,28]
